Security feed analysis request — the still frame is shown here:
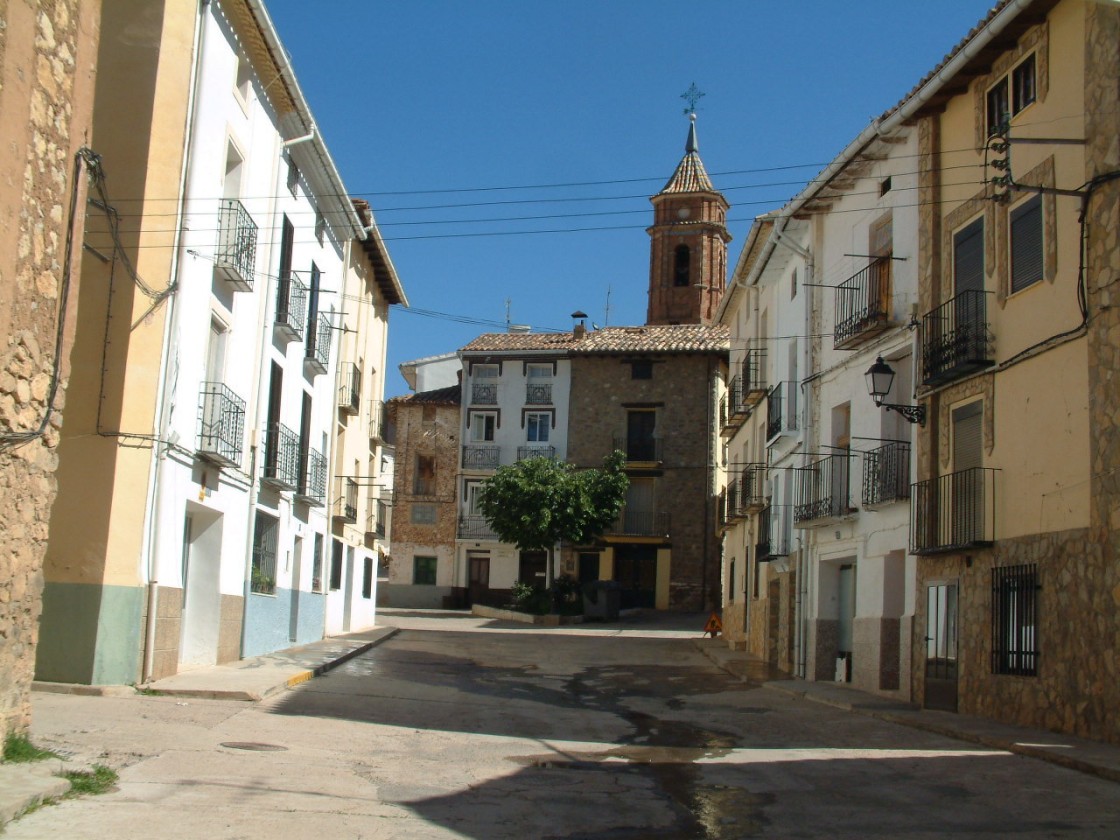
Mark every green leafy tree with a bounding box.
[478,451,628,602]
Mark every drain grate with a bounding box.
[220,741,288,752]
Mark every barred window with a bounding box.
[992,564,1038,676]
[251,513,278,595]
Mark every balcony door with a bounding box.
[953,218,985,361]
[952,401,983,546]
[924,581,958,711]
[468,552,490,607]
[627,410,656,461]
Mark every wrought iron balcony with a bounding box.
[196,382,245,468]
[863,441,911,507]
[911,467,996,554]
[919,290,994,386]
[525,382,552,405]
[261,422,300,490]
[834,256,892,349]
[795,453,854,525]
[755,506,790,562]
[368,400,385,441]
[366,499,388,538]
[766,381,799,442]
[740,346,769,407]
[613,435,662,464]
[332,476,359,523]
[462,444,501,470]
[304,313,331,377]
[735,464,767,515]
[608,508,670,538]
[720,376,748,437]
[295,447,326,506]
[274,271,307,342]
[215,198,257,292]
[471,382,497,405]
[458,514,498,540]
[717,487,727,529]
[338,362,361,415]
[517,445,556,461]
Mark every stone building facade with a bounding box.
[0,0,101,740]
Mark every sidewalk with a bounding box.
[3,626,398,829]
[693,636,1120,785]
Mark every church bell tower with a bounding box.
[646,112,731,326]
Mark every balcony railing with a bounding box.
[919,290,994,386]
[526,382,552,405]
[471,383,497,405]
[295,447,326,506]
[274,271,307,342]
[517,445,556,461]
[261,422,299,490]
[196,382,245,468]
[911,467,996,554]
[766,381,799,442]
[609,508,670,538]
[756,506,790,562]
[795,453,853,525]
[462,444,501,470]
[458,514,498,540]
[366,499,388,538]
[215,198,256,292]
[733,464,767,516]
[304,313,331,376]
[740,346,768,407]
[369,400,385,441]
[720,376,747,437]
[613,436,662,464]
[338,362,361,415]
[835,256,892,349]
[333,476,359,523]
[863,441,911,507]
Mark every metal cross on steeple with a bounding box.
[680,83,705,116]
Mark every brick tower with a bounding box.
[646,114,731,325]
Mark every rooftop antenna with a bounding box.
[505,297,511,329]
[604,284,612,327]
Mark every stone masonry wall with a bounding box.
[0,0,98,742]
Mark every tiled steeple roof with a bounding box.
[658,114,716,195]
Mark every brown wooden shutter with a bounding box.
[1010,195,1043,293]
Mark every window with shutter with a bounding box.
[1010,195,1043,293]
[954,218,984,296]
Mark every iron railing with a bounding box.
[755,505,789,561]
[720,376,747,436]
[740,346,768,405]
[525,382,552,405]
[305,313,331,375]
[919,289,994,386]
[338,362,361,414]
[991,564,1039,676]
[609,508,670,538]
[274,271,307,342]
[471,383,497,405]
[835,256,892,349]
[517,445,556,461]
[295,447,326,505]
[196,382,245,468]
[734,464,767,514]
[368,400,385,441]
[458,514,499,540]
[366,497,387,538]
[766,381,799,441]
[795,453,853,524]
[462,444,501,470]
[911,467,996,554]
[333,476,358,522]
[215,198,256,292]
[613,435,662,463]
[261,422,299,489]
[863,441,911,507]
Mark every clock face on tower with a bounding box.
[677,207,691,220]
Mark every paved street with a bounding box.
[9,611,1120,839]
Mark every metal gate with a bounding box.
[924,582,958,712]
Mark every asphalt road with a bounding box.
[10,610,1120,838]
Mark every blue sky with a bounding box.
[265,1,997,397]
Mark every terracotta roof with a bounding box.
[659,151,716,195]
[459,332,580,353]
[571,324,729,355]
[388,384,461,405]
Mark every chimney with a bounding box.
[571,310,588,340]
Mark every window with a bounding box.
[286,156,299,195]
[329,539,343,591]
[414,556,437,586]
[362,556,373,599]
[311,533,324,593]
[728,560,735,603]
[1010,194,1043,293]
[791,268,798,300]
[631,360,652,380]
[954,218,984,296]
[986,78,1010,137]
[992,564,1038,676]
[465,481,484,516]
[250,513,278,594]
[1012,54,1036,114]
[879,176,892,196]
[526,364,552,380]
[469,412,497,442]
[305,262,321,353]
[314,209,326,245]
[987,53,1036,136]
[526,413,550,442]
[234,54,252,105]
[474,364,499,378]
[626,410,657,461]
[413,454,436,495]
[223,142,244,201]
[410,504,436,524]
[673,245,691,286]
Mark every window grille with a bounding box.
[992,564,1039,676]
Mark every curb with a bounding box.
[0,762,72,829]
[280,627,400,692]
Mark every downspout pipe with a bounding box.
[141,0,209,684]
[281,125,315,148]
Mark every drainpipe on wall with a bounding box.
[141,0,209,685]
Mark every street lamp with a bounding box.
[865,356,926,425]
